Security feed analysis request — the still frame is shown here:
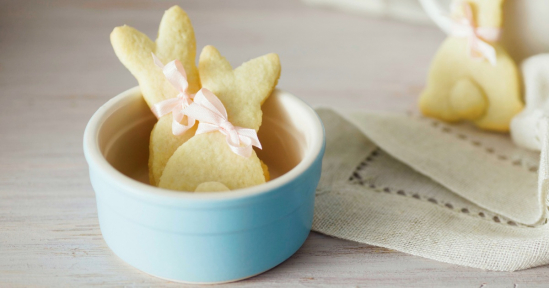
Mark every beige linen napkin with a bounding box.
[312,108,549,271]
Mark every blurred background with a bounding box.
[0,0,445,116]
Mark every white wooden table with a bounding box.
[2,0,549,286]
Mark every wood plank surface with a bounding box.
[1,0,547,287]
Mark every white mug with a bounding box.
[419,0,549,62]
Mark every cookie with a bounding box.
[419,0,523,132]
[110,6,201,185]
[148,116,197,185]
[158,46,281,191]
[111,6,200,106]
[195,181,230,192]
[159,132,266,191]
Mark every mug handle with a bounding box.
[419,0,453,34]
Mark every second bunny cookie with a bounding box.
[420,0,523,132]
[158,46,281,191]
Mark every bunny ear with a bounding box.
[156,6,200,94]
[235,53,281,106]
[198,46,281,131]
[198,45,234,79]
[111,25,155,74]
[111,6,200,108]
[111,25,165,107]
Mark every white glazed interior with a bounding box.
[84,87,324,199]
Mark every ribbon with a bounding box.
[449,1,501,66]
[183,88,262,158]
[150,53,196,135]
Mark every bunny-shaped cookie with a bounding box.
[110,6,200,185]
[420,0,523,132]
[158,46,281,191]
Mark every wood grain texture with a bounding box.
[1,0,548,286]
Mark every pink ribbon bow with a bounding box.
[150,53,196,135]
[450,2,501,66]
[183,88,262,158]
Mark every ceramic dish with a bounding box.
[83,86,325,283]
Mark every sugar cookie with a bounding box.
[158,46,280,191]
[110,6,201,185]
[419,0,522,132]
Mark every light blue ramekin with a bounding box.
[83,87,325,283]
